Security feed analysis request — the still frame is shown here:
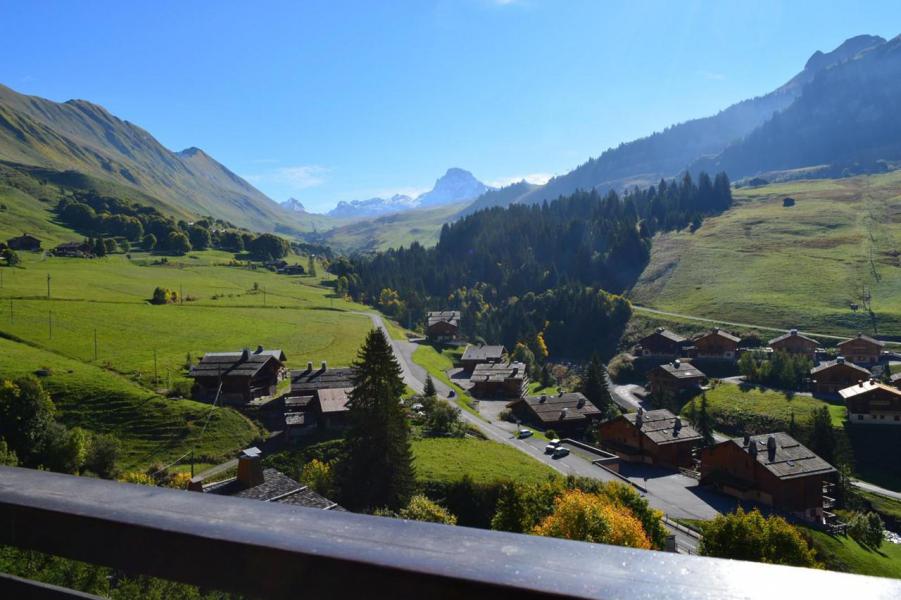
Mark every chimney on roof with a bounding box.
[321,360,327,372]
[869,377,876,385]
[577,397,585,409]
[836,356,845,364]
[237,447,264,488]
[790,329,798,336]
[712,327,719,334]
[511,367,518,377]
[743,434,750,446]
[656,327,664,334]
[674,416,682,433]
[749,440,758,457]
[766,435,777,461]
[240,348,250,362]
[539,395,547,403]
[255,345,264,354]
[636,408,644,429]
[673,359,681,368]
[307,361,313,371]
[560,407,568,420]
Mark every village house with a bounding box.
[691,328,741,360]
[190,447,342,510]
[636,328,686,359]
[469,361,528,399]
[596,408,702,469]
[506,392,600,435]
[809,357,871,395]
[839,379,901,424]
[188,347,285,404]
[837,332,885,366]
[699,432,837,523]
[459,344,506,371]
[287,362,356,429]
[6,233,41,252]
[52,241,94,258]
[891,372,901,388]
[768,329,818,360]
[426,310,461,342]
[646,359,706,398]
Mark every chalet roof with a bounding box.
[189,351,278,380]
[837,332,885,348]
[291,366,356,392]
[654,360,705,380]
[810,359,871,376]
[8,233,40,243]
[730,432,836,481]
[461,344,506,362]
[695,328,740,343]
[839,379,901,400]
[427,310,461,328]
[285,395,315,410]
[891,373,901,385]
[642,328,685,343]
[55,241,91,250]
[205,467,340,509]
[767,329,818,346]
[318,387,352,414]
[511,392,600,424]
[470,362,527,383]
[622,409,702,446]
[203,347,287,362]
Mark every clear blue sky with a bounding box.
[1,1,899,212]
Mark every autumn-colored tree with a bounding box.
[300,459,334,497]
[698,508,820,568]
[166,472,192,489]
[119,471,155,486]
[533,489,651,549]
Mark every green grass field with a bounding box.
[681,382,845,436]
[631,171,901,337]
[803,527,901,579]
[410,344,484,418]
[0,336,259,470]
[412,437,557,485]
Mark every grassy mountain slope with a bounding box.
[0,83,308,232]
[629,171,901,336]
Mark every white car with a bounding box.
[552,446,570,459]
[544,439,561,453]
[517,428,533,439]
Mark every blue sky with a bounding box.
[1,1,899,213]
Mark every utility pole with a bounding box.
[47,273,51,299]
[180,284,184,305]
[8,298,12,324]
[153,349,158,386]
[48,310,52,339]
[263,288,267,306]
[190,449,195,478]
[94,329,98,361]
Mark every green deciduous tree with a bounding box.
[336,328,415,511]
[300,459,334,498]
[848,511,884,549]
[0,377,56,462]
[85,433,121,479]
[698,508,820,568]
[166,231,192,256]
[397,495,457,525]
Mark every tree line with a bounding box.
[333,172,731,361]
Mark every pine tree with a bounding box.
[337,328,414,511]
[581,354,616,418]
[807,406,836,463]
[423,374,437,398]
[695,393,715,446]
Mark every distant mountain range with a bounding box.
[0,83,308,232]
[280,197,307,212]
[463,34,893,215]
[325,168,490,219]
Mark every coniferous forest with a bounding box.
[332,172,731,360]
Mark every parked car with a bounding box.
[544,439,561,453]
[552,446,570,459]
[517,428,533,439]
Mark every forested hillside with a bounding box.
[335,172,731,359]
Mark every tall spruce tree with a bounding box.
[337,328,414,511]
[581,354,616,419]
[423,374,437,398]
[695,393,715,446]
[807,406,836,464]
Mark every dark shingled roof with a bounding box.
[768,329,818,346]
[189,351,278,379]
[730,432,836,480]
[427,310,460,328]
[285,395,315,409]
[643,328,685,343]
[291,366,356,392]
[694,328,740,343]
[838,332,885,348]
[470,362,527,383]
[810,359,871,376]
[622,409,702,446]
[655,360,705,380]
[511,392,600,424]
[461,344,506,362]
[206,468,341,509]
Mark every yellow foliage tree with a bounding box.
[300,459,334,497]
[119,471,155,486]
[535,332,549,360]
[533,489,651,549]
[166,472,193,489]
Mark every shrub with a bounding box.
[544,429,558,440]
[698,508,820,567]
[848,511,884,549]
[300,459,335,497]
[498,408,516,423]
[397,495,457,525]
[533,489,651,549]
[150,287,178,305]
[607,353,638,383]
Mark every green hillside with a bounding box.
[630,171,901,336]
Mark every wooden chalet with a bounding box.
[189,348,285,404]
[192,448,342,510]
[692,328,740,360]
[768,329,818,359]
[596,408,701,469]
[6,233,41,252]
[700,433,837,523]
[287,362,356,429]
[426,311,461,342]
[837,332,885,365]
[507,392,600,434]
[460,344,506,371]
[469,361,528,399]
[839,379,901,424]
[646,360,705,397]
[891,372,901,389]
[52,241,94,258]
[809,357,871,394]
[637,328,685,359]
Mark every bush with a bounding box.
[544,429,558,440]
[607,353,638,383]
[84,433,120,479]
[397,495,457,525]
[150,287,178,305]
[300,459,335,497]
[497,408,516,423]
[847,511,884,549]
[698,508,820,567]
[533,489,651,549]
[1,248,20,267]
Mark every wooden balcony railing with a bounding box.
[0,466,899,599]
